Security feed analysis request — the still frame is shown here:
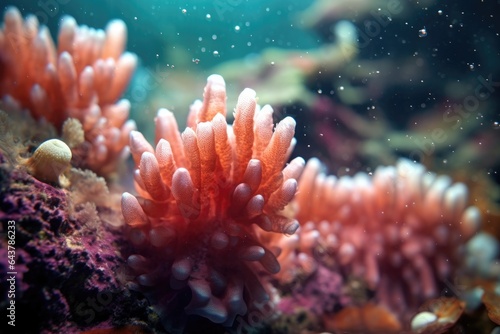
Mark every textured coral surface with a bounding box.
[122,74,305,331]
[291,158,481,320]
[277,264,349,316]
[0,152,154,333]
[0,7,136,175]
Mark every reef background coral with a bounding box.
[0,6,136,176]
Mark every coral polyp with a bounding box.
[121,74,304,329]
[291,158,481,318]
[0,7,136,176]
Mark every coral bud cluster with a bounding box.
[0,7,136,175]
[291,158,481,315]
[121,74,304,328]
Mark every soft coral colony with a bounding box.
[289,158,481,327]
[123,74,304,328]
[0,6,136,175]
[0,6,490,334]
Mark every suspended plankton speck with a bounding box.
[234,25,240,31]
[438,10,443,15]
[213,50,219,56]
[206,14,211,20]
[339,86,345,91]
[493,121,500,130]
[192,58,200,64]
[181,8,187,14]
[419,27,427,37]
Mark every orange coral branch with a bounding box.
[121,74,304,329]
[0,7,137,176]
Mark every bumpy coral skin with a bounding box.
[292,158,481,318]
[0,7,136,176]
[277,264,349,316]
[0,152,154,333]
[122,74,304,329]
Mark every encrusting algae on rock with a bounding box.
[0,7,155,333]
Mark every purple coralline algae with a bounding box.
[0,152,155,333]
[277,264,350,316]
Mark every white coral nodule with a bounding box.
[25,139,72,186]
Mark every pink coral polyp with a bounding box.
[121,74,304,327]
[293,158,481,315]
[0,7,136,175]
